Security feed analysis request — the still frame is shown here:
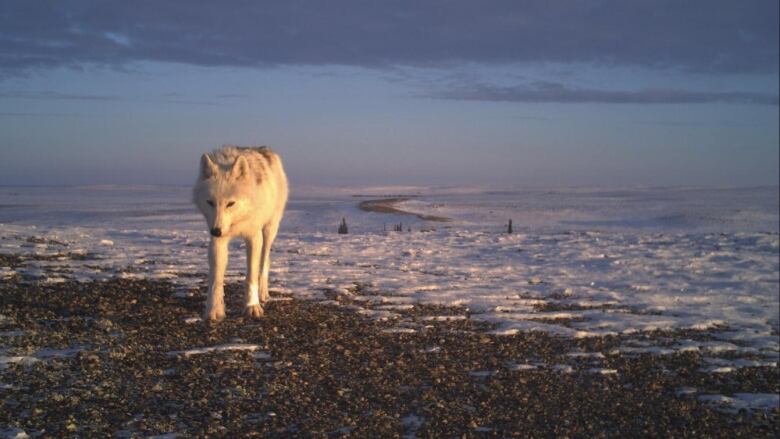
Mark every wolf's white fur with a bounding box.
[192,146,288,322]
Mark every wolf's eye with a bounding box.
[206,200,214,207]
[227,201,236,208]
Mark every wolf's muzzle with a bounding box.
[210,227,222,237]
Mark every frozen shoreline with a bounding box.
[0,185,777,372]
[1,226,778,367]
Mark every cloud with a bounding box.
[0,90,222,105]
[0,0,777,76]
[425,81,780,105]
[0,90,120,101]
[215,93,248,99]
[635,120,762,128]
[0,112,80,117]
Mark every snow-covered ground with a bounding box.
[1,185,778,382]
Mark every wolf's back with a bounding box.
[211,146,287,188]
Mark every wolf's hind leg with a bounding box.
[259,221,280,303]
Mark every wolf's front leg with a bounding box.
[244,235,264,318]
[204,237,229,322]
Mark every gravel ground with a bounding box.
[0,267,778,437]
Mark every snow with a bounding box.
[586,368,618,375]
[699,357,777,373]
[675,387,698,397]
[469,370,499,377]
[252,351,272,360]
[167,343,266,357]
[356,308,398,321]
[382,327,417,334]
[0,185,777,374]
[552,364,574,373]
[0,355,39,369]
[566,352,606,359]
[609,346,676,356]
[401,413,424,439]
[421,315,467,321]
[0,346,87,369]
[377,304,415,310]
[33,346,88,359]
[698,393,780,413]
[0,427,29,439]
[507,363,539,371]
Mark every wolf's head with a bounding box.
[193,154,255,237]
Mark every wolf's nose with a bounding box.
[210,227,222,237]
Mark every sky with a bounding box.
[0,0,778,188]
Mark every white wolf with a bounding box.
[192,146,289,322]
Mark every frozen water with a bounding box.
[0,185,778,362]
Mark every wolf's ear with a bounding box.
[200,154,218,180]
[230,155,251,180]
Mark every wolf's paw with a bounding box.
[259,289,270,304]
[245,304,264,318]
[204,307,226,323]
